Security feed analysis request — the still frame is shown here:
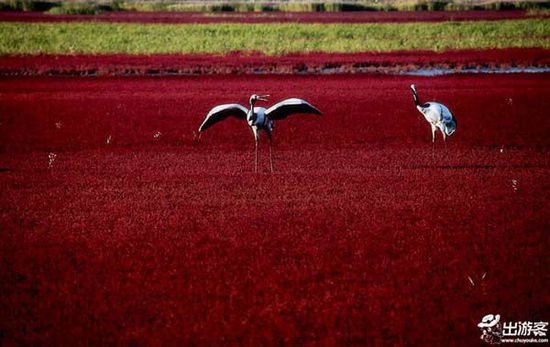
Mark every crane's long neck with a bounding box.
[411,88,421,107]
[248,100,257,122]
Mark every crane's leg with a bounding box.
[267,130,274,173]
[255,140,259,173]
[431,125,437,160]
[252,127,260,173]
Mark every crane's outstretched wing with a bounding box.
[198,104,248,132]
[265,98,322,120]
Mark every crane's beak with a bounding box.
[258,94,270,101]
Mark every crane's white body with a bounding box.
[410,84,457,144]
[416,102,456,142]
[248,106,274,141]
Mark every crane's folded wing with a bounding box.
[199,104,248,132]
[265,98,322,120]
[440,104,455,123]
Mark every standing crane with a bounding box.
[410,84,457,153]
[198,94,322,172]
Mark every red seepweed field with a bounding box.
[0,71,549,344]
[1,48,549,76]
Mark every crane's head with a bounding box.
[249,94,269,105]
[443,118,457,136]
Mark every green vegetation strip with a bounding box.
[0,20,548,55]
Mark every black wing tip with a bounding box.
[198,123,209,132]
[305,100,322,115]
[302,100,322,115]
[311,105,322,115]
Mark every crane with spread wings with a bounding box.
[198,94,322,172]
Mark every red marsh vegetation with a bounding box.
[0,73,548,345]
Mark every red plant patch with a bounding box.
[1,49,548,76]
[0,74,548,345]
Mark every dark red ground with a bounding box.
[1,49,549,76]
[0,9,542,24]
[0,73,549,345]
